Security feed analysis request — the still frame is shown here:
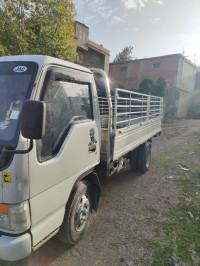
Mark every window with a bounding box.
[39,70,92,160]
[152,63,160,69]
[121,67,127,72]
[0,61,38,148]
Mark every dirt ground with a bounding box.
[1,119,200,266]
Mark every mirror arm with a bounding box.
[2,139,33,154]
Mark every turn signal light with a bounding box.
[0,204,8,214]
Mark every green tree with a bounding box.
[0,0,78,61]
[113,46,133,62]
[138,78,155,95]
[0,1,29,55]
[154,77,168,97]
[138,77,168,96]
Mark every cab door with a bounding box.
[29,67,100,246]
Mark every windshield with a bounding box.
[0,61,38,148]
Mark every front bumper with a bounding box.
[0,233,31,261]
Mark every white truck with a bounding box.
[0,55,163,261]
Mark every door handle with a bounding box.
[88,143,96,153]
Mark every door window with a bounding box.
[39,68,92,160]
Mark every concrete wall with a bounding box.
[195,71,200,91]
[165,87,179,118]
[104,52,110,75]
[175,56,197,118]
[77,47,105,71]
[74,22,89,51]
[74,21,110,74]
[177,91,193,118]
[176,56,197,93]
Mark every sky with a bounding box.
[75,0,200,65]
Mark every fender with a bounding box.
[83,172,101,211]
[69,170,101,212]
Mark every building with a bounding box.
[73,21,110,74]
[109,54,199,118]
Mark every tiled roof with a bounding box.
[88,40,110,55]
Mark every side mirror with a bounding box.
[21,100,46,140]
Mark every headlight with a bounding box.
[0,201,30,233]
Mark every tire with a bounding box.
[137,143,151,173]
[129,148,138,171]
[58,180,92,245]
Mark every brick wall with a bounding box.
[109,54,180,90]
[109,54,198,118]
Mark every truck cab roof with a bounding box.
[0,55,91,74]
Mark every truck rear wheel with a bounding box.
[129,149,138,171]
[138,143,151,173]
[58,180,92,245]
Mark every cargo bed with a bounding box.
[98,88,163,164]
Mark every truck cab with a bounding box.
[0,55,101,261]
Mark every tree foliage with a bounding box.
[154,77,168,97]
[138,79,155,95]
[0,0,78,61]
[138,77,168,97]
[113,46,133,62]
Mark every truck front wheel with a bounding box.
[58,180,92,245]
[138,143,151,173]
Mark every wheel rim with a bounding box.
[74,195,90,232]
